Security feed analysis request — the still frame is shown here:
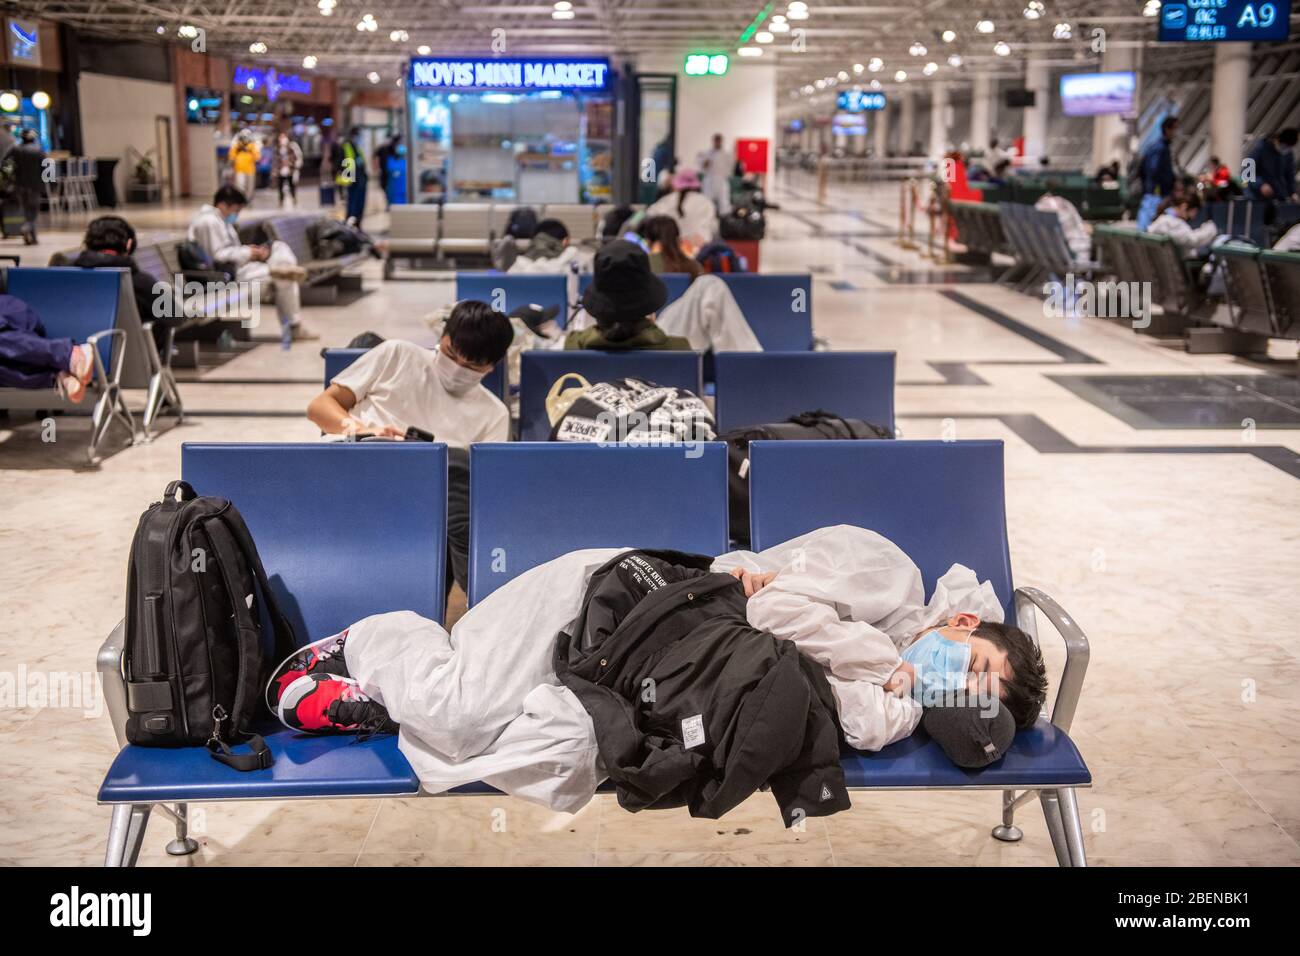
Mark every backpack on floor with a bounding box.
[123,480,297,770]
[724,410,893,548]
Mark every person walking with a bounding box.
[12,130,45,245]
[271,131,304,209]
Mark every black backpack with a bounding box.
[696,240,746,274]
[123,481,297,770]
[724,410,893,548]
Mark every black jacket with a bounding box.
[555,549,850,827]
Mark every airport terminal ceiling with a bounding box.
[21,0,1297,89]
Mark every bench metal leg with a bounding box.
[87,383,136,465]
[142,367,185,438]
[104,803,152,867]
[1058,787,1088,867]
[990,788,1023,842]
[1039,789,1071,866]
[158,803,200,856]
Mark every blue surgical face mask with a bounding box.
[223,211,239,225]
[900,630,972,704]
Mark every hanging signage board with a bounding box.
[1157,0,1291,41]
[837,90,886,113]
[409,57,612,92]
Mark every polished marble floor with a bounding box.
[1,175,1298,867]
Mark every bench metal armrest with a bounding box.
[86,327,126,389]
[1014,586,1089,734]
[97,619,129,748]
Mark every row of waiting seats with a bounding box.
[387,201,624,275]
[325,347,896,440]
[454,271,816,353]
[969,177,1126,221]
[97,439,1092,866]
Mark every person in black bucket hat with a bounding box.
[566,240,692,351]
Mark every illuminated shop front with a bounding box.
[405,56,615,204]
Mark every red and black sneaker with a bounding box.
[266,630,352,712]
[275,673,398,737]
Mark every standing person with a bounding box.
[1137,116,1178,231]
[0,123,16,161]
[271,131,304,209]
[187,185,317,348]
[12,130,45,245]
[229,131,261,203]
[337,126,369,227]
[699,133,733,216]
[1245,128,1299,210]
[375,133,401,209]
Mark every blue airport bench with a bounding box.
[0,267,144,463]
[516,349,704,441]
[468,442,730,604]
[712,351,896,433]
[574,272,815,351]
[322,346,508,405]
[455,272,569,327]
[96,442,448,865]
[748,439,1092,866]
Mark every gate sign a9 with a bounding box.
[1157,0,1292,42]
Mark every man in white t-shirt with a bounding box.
[307,300,513,594]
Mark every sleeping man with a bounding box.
[266,524,1047,818]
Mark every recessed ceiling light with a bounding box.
[895,70,907,82]
[993,41,1011,56]
[367,71,381,83]
[302,55,318,68]
[923,62,938,75]
[942,30,956,42]
[976,19,995,33]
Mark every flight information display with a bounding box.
[1157,1,1292,42]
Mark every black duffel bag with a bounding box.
[724,410,893,548]
[123,480,297,770]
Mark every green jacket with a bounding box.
[564,320,691,351]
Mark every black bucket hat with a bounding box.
[582,239,668,325]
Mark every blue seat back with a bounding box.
[455,272,568,328]
[6,267,122,375]
[713,351,895,433]
[517,350,704,441]
[577,272,814,351]
[748,440,1015,621]
[322,346,507,404]
[469,443,730,603]
[183,443,448,640]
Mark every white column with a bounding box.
[898,88,915,156]
[970,72,993,154]
[1022,59,1050,165]
[873,102,889,157]
[928,81,949,160]
[1211,42,1251,176]
[1092,47,1136,171]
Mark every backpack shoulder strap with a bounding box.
[207,504,298,661]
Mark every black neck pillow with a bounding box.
[922,693,1017,768]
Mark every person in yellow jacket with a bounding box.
[229,131,261,202]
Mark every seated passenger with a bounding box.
[265,525,1048,815]
[1274,221,1300,253]
[646,168,720,251]
[0,294,95,402]
[70,216,175,352]
[559,240,760,352]
[187,185,316,348]
[506,218,589,274]
[1147,194,1219,256]
[639,215,703,279]
[306,300,512,596]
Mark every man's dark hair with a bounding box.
[1181,192,1203,212]
[213,184,248,207]
[84,215,137,254]
[445,300,513,366]
[975,621,1048,730]
[533,218,569,242]
[1161,116,1179,136]
[1278,128,1298,147]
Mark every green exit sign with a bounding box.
[684,53,729,76]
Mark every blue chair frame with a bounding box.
[712,351,896,433]
[96,442,448,865]
[748,439,1092,866]
[517,350,704,441]
[468,442,730,603]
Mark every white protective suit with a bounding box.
[187,204,301,333]
[343,525,1002,814]
[1145,209,1220,254]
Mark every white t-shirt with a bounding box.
[331,340,508,448]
